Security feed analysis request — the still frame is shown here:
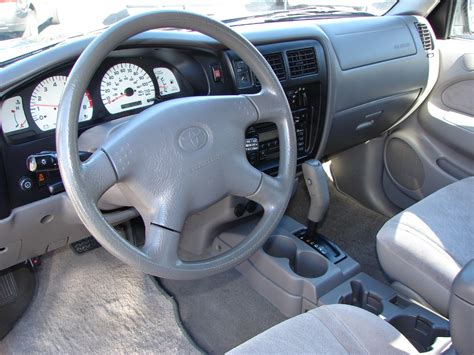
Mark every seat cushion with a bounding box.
[228,304,418,354]
[377,177,474,316]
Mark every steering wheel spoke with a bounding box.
[247,173,286,213]
[80,149,118,202]
[142,224,181,269]
[244,88,287,124]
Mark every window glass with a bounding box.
[451,0,474,38]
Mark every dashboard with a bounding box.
[0,39,329,213]
[0,14,437,271]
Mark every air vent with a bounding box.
[287,47,318,78]
[254,52,286,85]
[415,22,434,51]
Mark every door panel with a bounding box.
[383,39,474,209]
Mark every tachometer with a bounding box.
[100,63,155,114]
[30,76,94,132]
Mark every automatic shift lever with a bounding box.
[302,159,329,235]
[298,159,346,263]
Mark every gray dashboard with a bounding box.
[0,14,435,270]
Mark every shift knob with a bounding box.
[302,159,329,224]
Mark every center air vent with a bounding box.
[255,53,286,85]
[415,22,434,51]
[287,47,318,78]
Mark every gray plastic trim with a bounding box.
[0,193,138,269]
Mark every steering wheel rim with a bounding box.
[57,10,296,280]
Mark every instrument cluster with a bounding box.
[0,57,188,141]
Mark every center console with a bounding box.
[215,215,452,353]
[214,157,452,353]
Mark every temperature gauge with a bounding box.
[153,67,180,96]
[1,96,29,134]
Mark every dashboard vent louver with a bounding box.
[255,52,286,85]
[415,22,434,51]
[287,47,318,78]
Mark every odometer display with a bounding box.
[100,63,155,114]
[30,75,93,132]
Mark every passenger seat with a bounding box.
[376,176,474,316]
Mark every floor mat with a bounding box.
[159,269,287,355]
[0,264,36,339]
[286,178,389,283]
[0,247,198,354]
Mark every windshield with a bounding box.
[0,0,396,64]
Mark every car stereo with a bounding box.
[246,86,310,168]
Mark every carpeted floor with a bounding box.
[0,247,199,354]
[159,269,287,355]
[286,177,389,283]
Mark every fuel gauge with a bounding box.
[1,96,29,134]
[153,67,180,97]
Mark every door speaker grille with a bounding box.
[386,138,425,191]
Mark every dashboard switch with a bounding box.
[19,177,33,191]
[26,151,58,172]
[48,181,65,195]
[211,65,222,83]
[27,151,92,172]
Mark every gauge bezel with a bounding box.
[29,75,94,132]
[99,62,157,115]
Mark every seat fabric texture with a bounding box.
[377,177,474,316]
[228,304,418,354]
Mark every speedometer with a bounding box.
[100,63,155,114]
[30,76,93,132]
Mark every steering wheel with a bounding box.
[56,11,296,280]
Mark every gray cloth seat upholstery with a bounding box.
[377,177,474,316]
[228,304,418,354]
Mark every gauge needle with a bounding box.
[11,109,19,127]
[108,93,125,104]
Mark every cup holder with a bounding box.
[389,315,450,353]
[263,236,328,278]
[338,280,384,315]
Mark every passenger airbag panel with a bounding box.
[321,17,417,70]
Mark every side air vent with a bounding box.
[255,53,286,85]
[415,22,434,51]
[287,47,318,78]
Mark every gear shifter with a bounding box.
[295,159,345,263]
[302,159,329,236]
